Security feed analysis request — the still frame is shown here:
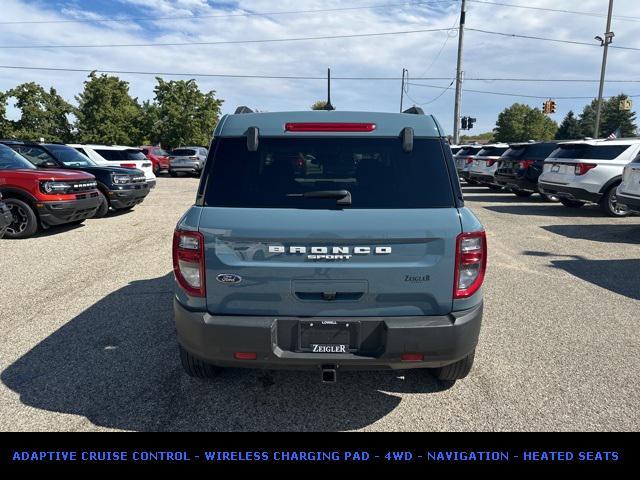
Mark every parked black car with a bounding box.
[494,141,562,199]
[0,192,13,239]
[1,141,150,218]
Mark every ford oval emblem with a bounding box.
[216,273,242,285]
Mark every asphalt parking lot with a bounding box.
[1,177,638,432]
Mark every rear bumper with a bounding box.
[170,162,202,173]
[37,194,100,226]
[468,173,498,185]
[538,182,602,203]
[617,191,640,212]
[108,184,150,209]
[174,300,483,370]
[494,174,538,192]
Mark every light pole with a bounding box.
[453,0,466,144]
[594,0,615,138]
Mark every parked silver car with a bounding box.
[169,146,209,177]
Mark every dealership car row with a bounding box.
[452,138,640,217]
[0,141,208,239]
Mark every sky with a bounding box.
[0,0,639,136]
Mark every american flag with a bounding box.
[607,128,621,139]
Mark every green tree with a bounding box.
[7,83,74,142]
[311,100,329,110]
[555,110,583,140]
[459,131,494,143]
[600,94,637,137]
[150,78,223,149]
[493,103,558,142]
[139,100,160,145]
[0,91,11,138]
[75,72,143,145]
[577,95,637,138]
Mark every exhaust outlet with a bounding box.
[321,365,337,383]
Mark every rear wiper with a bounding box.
[287,189,352,206]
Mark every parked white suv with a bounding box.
[70,144,157,188]
[617,154,640,214]
[538,139,640,216]
[454,145,483,184]
[468,143,510,190]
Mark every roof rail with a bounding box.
[402,106,425,115]
[234,106,254,114]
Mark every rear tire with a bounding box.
[513,190,533,197]
[431,350,475,381]
[488,185,502,191]
[599,184,630,217]
[179,345,222,378]
[559,198,585,208]
[93,190,110,218]
[3,198,38,239]
[170,171,178,178]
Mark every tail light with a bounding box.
[172,230,206,297]
[575,163,597,176]
[486,159,497,167]
[453,231,487,299]
[465,157,474,164]
[519,160,534,169]
[120,163,137,169]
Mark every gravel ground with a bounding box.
[0,177,638,431]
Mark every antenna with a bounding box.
[324,68,335,111]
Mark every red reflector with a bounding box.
[120,163,137,168]
[401,353,424,362]
[285,122,376,132]
[234,352,257,360]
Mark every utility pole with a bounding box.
[453,0,466,144]
[400,68,407,112]
[594,0,615,138]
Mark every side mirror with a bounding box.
[401,127,414,153]
[247,126,259,152]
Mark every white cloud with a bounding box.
[0,0,639,134]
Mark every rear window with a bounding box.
[456,147,482,157]
[94,149,145,161]
[173,149,197,156]
[503,143,558,160]
[0,144,36,170]
[477,147,508,157]
[549,144,631,160]
[95,149,122,161]
[202,137,454,209]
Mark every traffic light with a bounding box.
[542,101,549,114]
[461,116,468,130]
[549,100,556,114]
[468,117,476,129]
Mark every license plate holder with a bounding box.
[298,321,359,353]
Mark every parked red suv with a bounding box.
[0,144,100,239]
[140,145,170,174]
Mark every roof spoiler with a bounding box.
[402,106,425,115]
[235,106,254,114]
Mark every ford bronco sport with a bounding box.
[173,108,486,382]
[0,144,100,238]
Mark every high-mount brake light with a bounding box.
[285,122,376,132]
[453,231,487,299]
[575,163,597,176]
[172,230,206,297]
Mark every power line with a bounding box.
[467,28,640,51]
[407,82,640,99]
[467,0,640,23]
[0,65,639,84]
[0,0,459,25]
[0,27,455,49]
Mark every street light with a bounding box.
[594,0,615,138]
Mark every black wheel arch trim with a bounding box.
[0,187,38,205]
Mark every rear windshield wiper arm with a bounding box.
[287,189,352,206]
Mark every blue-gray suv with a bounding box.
[172,107,487,382]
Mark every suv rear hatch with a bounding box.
[543,143,632,184]
[198,136,462,317]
